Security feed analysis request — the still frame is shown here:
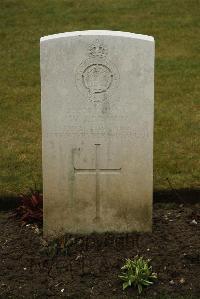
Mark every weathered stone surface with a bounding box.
[40,30,155,237]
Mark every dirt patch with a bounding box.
[0,201,200,298]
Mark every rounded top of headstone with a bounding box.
[40,30,154,43]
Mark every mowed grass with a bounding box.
[0,0,199,196]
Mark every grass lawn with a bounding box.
[0,0,199,196]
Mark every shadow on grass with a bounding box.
[0,196,21,211]
[154,188,200,204]
[0,189,199,211]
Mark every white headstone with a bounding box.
[40,30,155,237]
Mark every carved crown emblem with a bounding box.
[88,40,108,58]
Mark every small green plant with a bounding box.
[119,256,157,294]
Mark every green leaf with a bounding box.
[138,284,143,294]
[118,275,127,281]
[142,279,153,286]
[123,281,130,290]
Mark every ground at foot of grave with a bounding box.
[0,201,200,299]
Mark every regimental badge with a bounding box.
[76,39,119,103]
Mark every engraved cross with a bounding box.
[74,144,121,221]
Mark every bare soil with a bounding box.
[0,199,200,298]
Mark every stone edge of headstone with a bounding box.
[40,30,154,43]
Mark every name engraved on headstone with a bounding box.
[45,127,149,138]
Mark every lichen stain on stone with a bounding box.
[114,203,152,231]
